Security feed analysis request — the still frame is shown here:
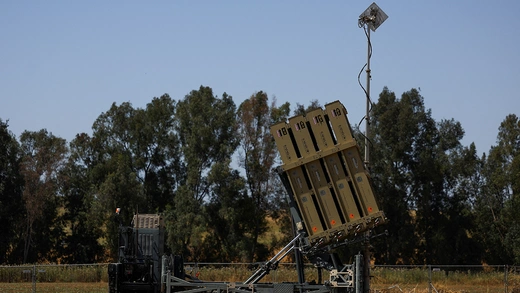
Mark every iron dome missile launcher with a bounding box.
[108,100,386,293]
[270,100,386,250]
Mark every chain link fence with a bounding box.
[1,262,520,293]
[0,263,108,293]
[371,264,520,293]
[183,262,520,292]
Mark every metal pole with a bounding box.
[363,25,372,293]
[428,265,432,293]
[504,265,508,293]
[244,233,302,284]
[32,265,36,293]
[363,234,371,293]
[135,209,139,259]
[355,254,363,293]
[365,27,371,170]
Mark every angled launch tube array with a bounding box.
[270,100,386,247]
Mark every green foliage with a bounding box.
[236,91,291,262]
[60,133,105,263]
[202,160,253,262]
[293,99,321,116]
[88,94,180,260]
[2,85,520,266]
[19,129,68,264]
[474,114,520,264]
[370,87,480,265]
[165,86,239,261]
[0,119,25,264]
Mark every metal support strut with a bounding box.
[244,233,303,284]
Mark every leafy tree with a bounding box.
[369,88,478,264]
[19,129,67,263]
[201,160,252,261]
[130,95,180,211]
[165,86,239,260]
[89,95,180,260]
[98,153,143,259]
[59,133,105,263]
[236,91,291,261]
[90,101,145,258]
[438,141,482,264]
[293,99,321,116]
[369,88,417,264]
[0,119,25,264]
[475,114,520,264]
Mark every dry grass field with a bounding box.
[0,281,513,293]
[1,249,518,293]
[0,282,107,293]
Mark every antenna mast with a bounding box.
[358,2,388,170]
[358,3,388,293]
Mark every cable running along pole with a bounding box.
[357,3,388,293]
[365,27,371,170]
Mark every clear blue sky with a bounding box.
[1,1,519,156]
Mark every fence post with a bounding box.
[504,264,508,293]
[32,265,36,293]
[428,265,432,293]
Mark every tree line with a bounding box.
[0,85,519,266]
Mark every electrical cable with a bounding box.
[357,24,374,149]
